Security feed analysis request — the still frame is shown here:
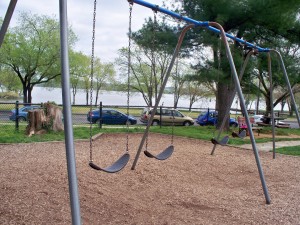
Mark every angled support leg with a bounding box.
[0,0,18,47]
[211,49,256,155]
[131,24,194,170]
[270,50,300,127]
[267,53,276,159]
[209,22,271,204]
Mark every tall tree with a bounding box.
[119,17,179,107]
[0,12,77,103]
[69,51,90,105]
[179,0,300,129]
[93,58,116,106]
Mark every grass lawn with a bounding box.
[276,146,300,156]
[1,124,300,156]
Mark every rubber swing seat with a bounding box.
[211,135,229,146]
[89,153,130,173]
[144,145,174,160]
[232,129,246,139]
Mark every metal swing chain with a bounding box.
[89,0,97,162]
[171,110,175,145]
[126,2,133,153]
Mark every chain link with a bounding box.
[89,0,97,162]
[126,3,133,152]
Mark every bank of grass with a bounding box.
[0,125,145,143]
[276,146,300,156]
[1,125,300,156]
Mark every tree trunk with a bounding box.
[265,90,271,116]
[26,109,47,136]
[23,84,28,103]
[216,82,234,131]
[95,87,100,106]
[72,87,77,105]
[86,89,89,105]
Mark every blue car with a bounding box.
[196,110,238,127]
[87,108,137,125]
[9,105,42,121]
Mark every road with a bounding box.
[1,110,299,128]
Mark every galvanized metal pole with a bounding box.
[131,25,194,170]
[267,53,276,159]
[59,0,82,224]
[132,0,269,53]
[0,0,17,47]
[270,49,300,127]
[211,50,255,155]
[209,22,271,204]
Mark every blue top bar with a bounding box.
[131,0,270,52]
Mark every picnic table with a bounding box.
[258,116,290,128]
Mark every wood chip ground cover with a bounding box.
[0,133,299,224]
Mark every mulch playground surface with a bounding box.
[1,133,300,224]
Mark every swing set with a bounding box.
[2,0,300,224]
[85,0,300,207]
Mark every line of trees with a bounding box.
[176,0,300,129]
[0,12,116,105]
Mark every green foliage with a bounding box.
[0,12,78,103]
[0,67,22,93]
[1,125,300,156]
[132,18,179,55]
[0,91,19,99]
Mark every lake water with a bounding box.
[4,86,286,111]
[30,87,216,109]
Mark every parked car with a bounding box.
[196,110,238,127]
[9,105,42,122]
[258,115,287,125]
[87,108,137,125]
[251,114,264,124]
[140,107,194,126]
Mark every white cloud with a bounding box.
[1,0,162,62]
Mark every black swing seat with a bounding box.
[232,129,246,139]
[211,135,229,146]
[144,145,174,160]
[89,153,130,173]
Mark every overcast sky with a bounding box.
[0,0,162,63]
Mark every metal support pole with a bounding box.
[131,24,194,170]
[0,0,17,47]
[211,50,256,155]
[270,49,300,127]
[267,53,276,159]
[209,22,271,204]
[59,0,82,224]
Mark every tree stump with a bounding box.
[26,109,47,136]
[44,103,64,132]
[26,103,64,136]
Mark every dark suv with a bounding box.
[196,110,238,127]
